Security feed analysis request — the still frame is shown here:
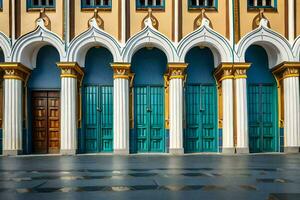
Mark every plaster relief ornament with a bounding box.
[142,8,159,30]
[252,9,271,30]
[194,9,213,30]
[35,8,51,30]
[88,9,104,30]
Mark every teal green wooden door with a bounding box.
[84,86,113,153]
[185,85,218,153]
[134,86,165,152]
[248,84,278,153]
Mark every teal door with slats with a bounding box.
[134,86,165,152]
[185,84,218,153]
[248,84,278,153]
[83,85,113,153]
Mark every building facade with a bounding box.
[0,0,299,156]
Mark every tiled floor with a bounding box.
[0,154,300,200]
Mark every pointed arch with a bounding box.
[293,35,300,61]
[11,22,65,69]
[177,25,234,67]
[0,32,12,62]
[236,25,295,68]
[122,25,177,63]
[67,25,122,67]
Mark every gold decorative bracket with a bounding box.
[57,62,84,85]
[0,62,32,85]
[111,63,131,80]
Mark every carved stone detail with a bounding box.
[111,63,131,79]
[142,8,159,30]
[36,8,51,30]
[88,9,104,30]
[167,63,188,80]
[194,9,213,30]
[0,63,31,83]
[272,62,300,80]
[252,9,270,30]
[57,62,84,85]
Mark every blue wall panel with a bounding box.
[185,47,215,84]
[131,48,167,85]
[245,45,276,84]
[28,45,61,89]
[83,47,114,85]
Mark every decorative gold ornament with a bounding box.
[111,63,131,79]
[142,8,159,29]
[0,63,31,83]
[272,62,300,81]
[194,9,213,30]
[252,9,270,30]
[57,62,84,86]
[233,63,251,79]
[35,8,51,30]
[88,9,104,29]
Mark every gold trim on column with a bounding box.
[272,62,300,128]
[0,62,32,83]
[57,62,84,85]
[111,63,131,79]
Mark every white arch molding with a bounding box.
[0,32,12,62]
[67,18,122,67]
[11,19,66,69]
[236,19,295,68]
[177,18,234,67]
[122,17,177,63]
[293,36,300,61]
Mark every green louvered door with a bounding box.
[248,84,277,153]
[84,86,113,153]
[185,85,218,153]
[135,86,165,152]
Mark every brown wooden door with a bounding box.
[32,91,60,154]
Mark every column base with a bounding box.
[284,147,299,153]
[114,149,129,155]
[169,148,184,155]
[222,147,235,154]
[236,147,249,154]
[60,149,77,155]
[3,150,22,156]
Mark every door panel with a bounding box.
[248,84,277,153]
[135,86,165,153]
[32,91,60,154]
[83,86,113,153]
[185,85,218,153]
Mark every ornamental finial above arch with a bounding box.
[35,8,51,30]
[252,9,270,30]
[88,9,104,30]
[194,9,213,30]
[142,8,159,30]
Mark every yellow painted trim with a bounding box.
[219,75,234,82]
[169,75,185,79]
[283,74,299,79]
[234,75,247,79]
[114,75,130,79]
[3,75,23,81]
[61,74,77,79]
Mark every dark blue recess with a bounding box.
[245,45,276,84]
[28,45,61,89]
[0,49,4,62]
[185,47,215,84]
[131,47,167,85]
[83,47,114,85]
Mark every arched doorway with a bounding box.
[245,45,279,153]
[184,47,218,153]
[28,45,61,154]
[131,48,167,153]
[81,47,114,153]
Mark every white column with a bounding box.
[169,78,184,154]
[284,76,300,153]
[288,0,295,43]
[235,78,249,153]
[60,77,78,155]
[3,79,23,156]
[222,79,235,153]
[113,78,129,154]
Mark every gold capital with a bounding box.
[0,62,31,83]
